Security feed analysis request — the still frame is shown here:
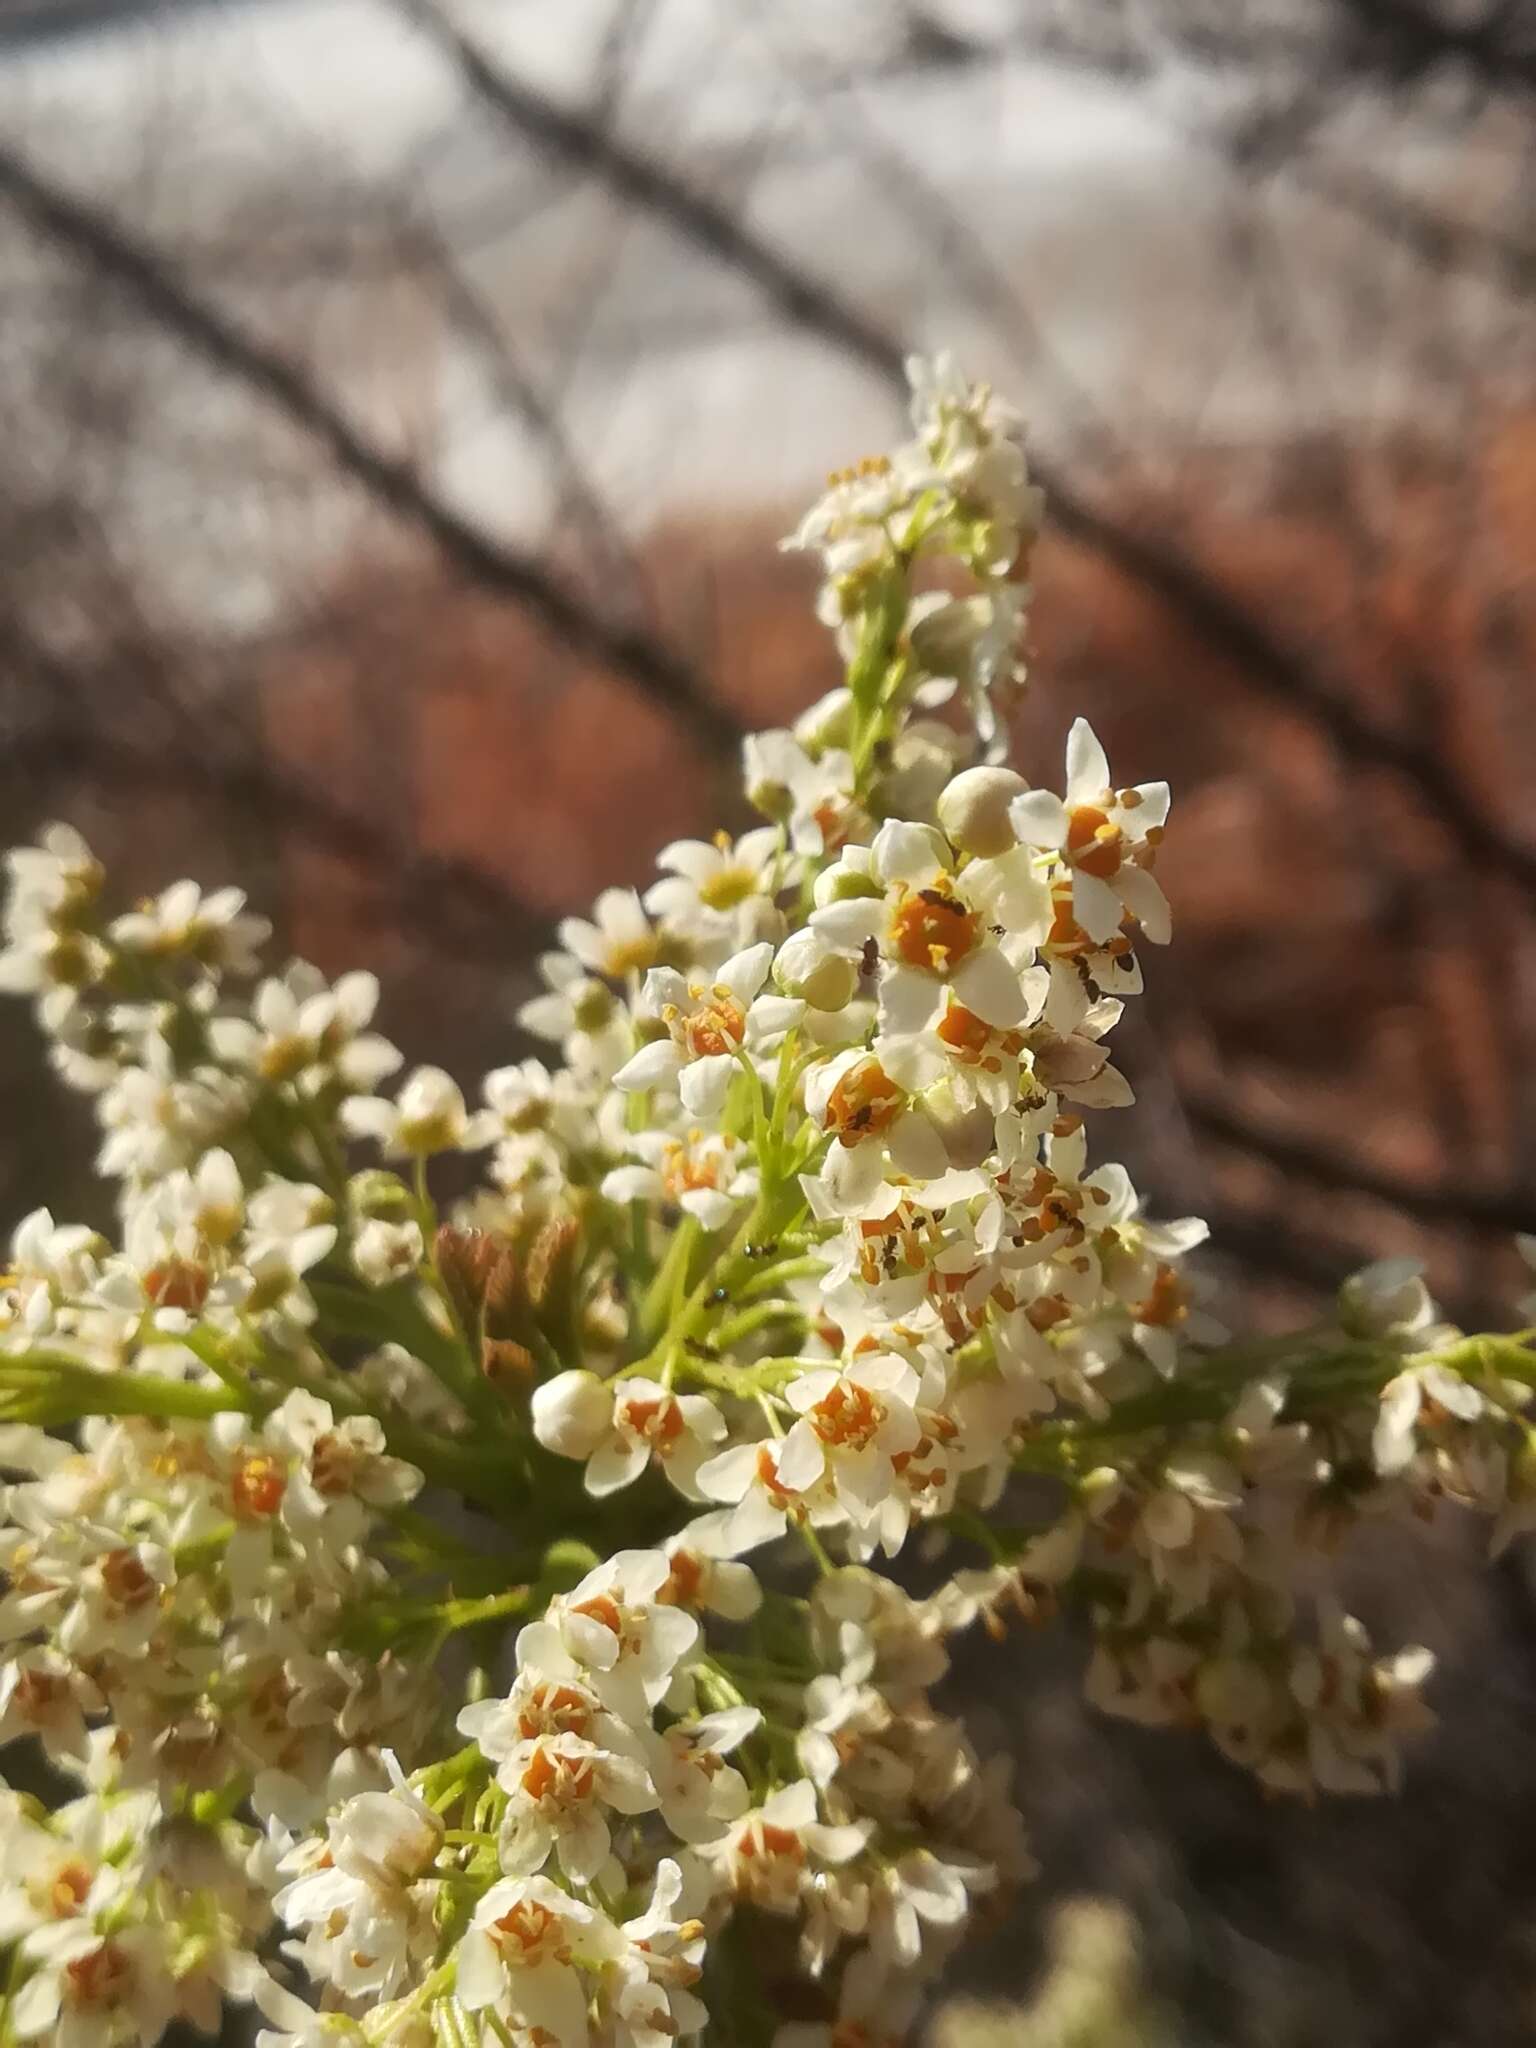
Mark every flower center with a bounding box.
[618,1393,687,1453]
[661,1143,722,1200]
[698,867,757,911]
[825,1059,904,1146]
[308,1431,359,1498]
[668,988,747,1061]
[603,935,660,979]
[888,883,979,974]
[12,1667,65,1721]
[661,1549,705,1606]
[65,1941,132,2010]
[517,1682,595,1742]
[494,1898,568,1965]
[1066,805,1123,879]
[811,1381,884,1452]
[100,1547,156,1610]
[520,1741,596,1808]
[231,1452,288,1519]
[570,1592,623,1637]
[143,1258,209,1313]
[1135,1265,1189,1328]
[35,1859,91,1919]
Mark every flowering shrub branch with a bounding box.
[0,357,1532,2048]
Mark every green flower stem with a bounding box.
[732,1253,826,1306]
[637,1214,702,1350]
[0,1356,248,1425]
[707,1300,809,1352]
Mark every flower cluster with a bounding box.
[0,357,1530,2047]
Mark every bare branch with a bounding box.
[1187,1091,1536,1237]
[0,143,740,758]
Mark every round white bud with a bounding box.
[774,930,858,1013]
[793,687,855,754]
[531,1369,612,1461]
[937,765,1029,858]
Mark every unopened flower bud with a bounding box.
[814,864,883,907]
[349,1168,414,1220]
[531,1369,611,1460]
[793,688,854,754]
[775,930,857,1012]
[938,766,1028,857]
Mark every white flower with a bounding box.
[266,1391,423,1535]
[811,822,1033,1036]
[96,1040,247,1183]
[496,1730,657,1882]
[742,728,862,856]
[1341,1257,1443,1341]
[644,828,782,950]
[1008,718,1170,946]
[274,1767,443,1998]
[110,878,268,975]
[802,1047,950,1218]
[456,1874,622,2047]
[516,1551,700,1726]
[10,1922,173,2047]
[641,1706,758,1843]
[517,952,634,1079]
[602,1129,758,1232]
[703,1780,869,1916]
[342,1065,491,1157]
[351,1216,424,1288]
[609,1859,709,2047]
[694,1433,831,1555]
[557,888,660,982]
[459,1669,631,1764]
[777,1353,923,1526]
[559,1376,726,1500]
[657,1519,763,1622]
[208,967,401,1095]
[0,1802,123,1948]
[614,945,803,1118]
[0,1648,101,1765]
[1372,1361,1483,1477]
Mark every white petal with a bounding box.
[1116,863,1171,945]
[680,1055,733,1119]
[719,943,774,1002]
[873,820,946,888]
[1008,789,1068,849]
[1071,870,1124,944]
[878,964,943,1035]
[887,1111,948,1182]
[613,1042,682,1094]
[1065,716,1110,800]
[951,945,1027,1027]
[776,1420,826,1494]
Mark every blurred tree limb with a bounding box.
[0,142,741,759]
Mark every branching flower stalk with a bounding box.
[0,356,1532,2048]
